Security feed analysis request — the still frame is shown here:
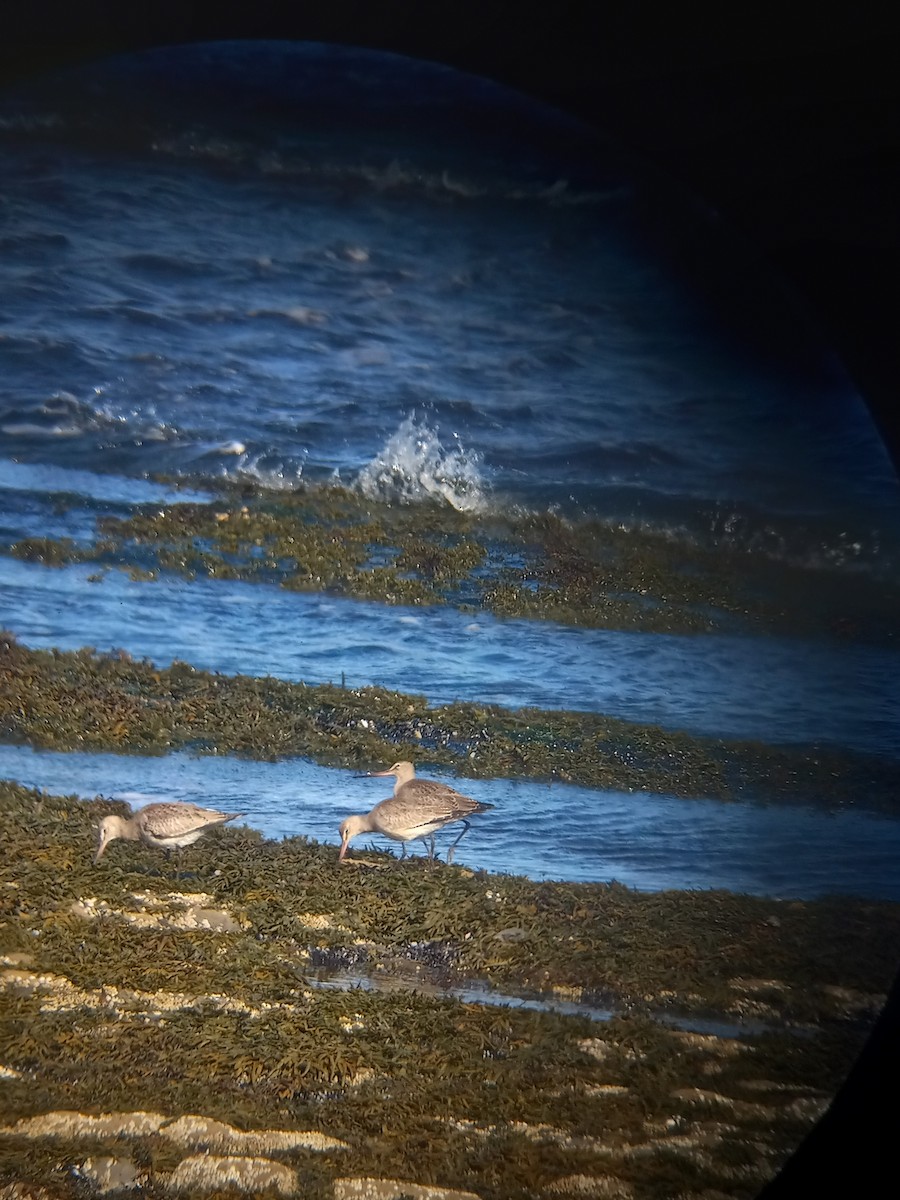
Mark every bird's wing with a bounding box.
[139,803,227,838]
[403,781,480,821]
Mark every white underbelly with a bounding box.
[143,828,206,850]
[377,818,447,841]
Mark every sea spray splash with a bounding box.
[356,413,488,511]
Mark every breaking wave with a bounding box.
[355,414,488,512]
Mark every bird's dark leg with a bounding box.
[400,842,407,860]
[428,834,436,863]
[446,820,471,865]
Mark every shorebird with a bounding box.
[339,760,493,863]
[94,801,245,864]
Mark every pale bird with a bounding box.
[339,760,493,863]
[94,801,245,864]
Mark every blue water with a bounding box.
[4,743,900,899]
[3,558,899,757]
[2,41,899,898]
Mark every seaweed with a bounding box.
[1,780,895,1199]
[3,479,896,642]
[2,634,898,813]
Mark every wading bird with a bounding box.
[339,760,493,863]
[94,801,245,865]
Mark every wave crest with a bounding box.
[356,414,487,512]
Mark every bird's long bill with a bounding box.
[338,831,351,861]
[93,836,108,864]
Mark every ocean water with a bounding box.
[1,40,899,898]
[3,742,900,899]
[3,557,899,758]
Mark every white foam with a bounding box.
[355,413,488,512]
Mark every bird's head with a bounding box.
[93,815,125,863]
[338,814,368,861]
[367,761,414,784]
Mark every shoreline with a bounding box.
[3,780,898,1197]
[6,479,898,643]
[3,635,899,814]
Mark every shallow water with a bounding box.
[3,558,898,756]
[306,968,785,1038]
[4,743,900,900]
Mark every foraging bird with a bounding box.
[339,760,493,863]
[94,801,245,864]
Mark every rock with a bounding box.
[160,1114,349,1153]
[493,927,528,943]
[333,1180,482,1200]
[543,1176,634,1197]
[0,1111,167,1138]
[78,1157,140,1194]
[163,1155,296,1195]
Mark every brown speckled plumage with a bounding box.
[94,802,245,863]
[339,761,493,862]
